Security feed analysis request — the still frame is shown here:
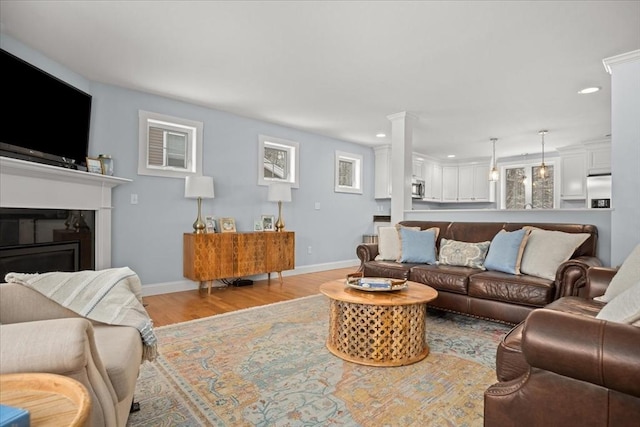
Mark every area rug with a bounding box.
[127,294,511,427]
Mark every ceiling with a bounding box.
[1,1,639,161]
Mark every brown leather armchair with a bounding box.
[484,267,640,426]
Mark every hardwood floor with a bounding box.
[143,267,357,327]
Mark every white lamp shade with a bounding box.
[185,176,214,199]
[268,182,292,202]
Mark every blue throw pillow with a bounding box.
[397,227,437,264]
[484,228,530,275]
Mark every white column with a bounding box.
[603,50,640,265]
[387,112,418,225]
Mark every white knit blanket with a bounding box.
[5,267,157,362]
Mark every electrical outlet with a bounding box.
[307,246,312,254]
[314,202,321,210]
[130,194,138,204]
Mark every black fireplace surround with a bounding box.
[0,208,94,277]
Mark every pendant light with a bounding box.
[538,130,548,178]
[489,138,499,181]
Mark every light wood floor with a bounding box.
[143,267,357,327]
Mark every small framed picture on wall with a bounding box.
[261,215,275,232]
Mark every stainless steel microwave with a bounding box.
[412,179,425,199]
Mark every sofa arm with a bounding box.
[554,256,602,299]
[356,243,379,271]
[584,266,617,299]
[0,318,119,427]
[522,309,640,397]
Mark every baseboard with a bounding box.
[140,258,360,297]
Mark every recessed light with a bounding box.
[447,154,456,158]
[578,87,601,94]
[376,133,386,138]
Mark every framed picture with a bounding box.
[261,215,275,232]
[219,217,236,233]
[205,216,217,233]
[253,220,264,232]
[86,157,104,174]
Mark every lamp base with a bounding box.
[276,200,285,232]
[192,197,206,234]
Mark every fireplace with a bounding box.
[0,208,94,276]
[0,156,130,273]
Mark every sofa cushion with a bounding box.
[397,227,438,263]
[374,225,419,261]
[93,325,142,403]
[438,238,490,270]
[484,228,531,275]
[595,244,640,303]
[520,229,590,280]
[468,271,555,307]
[596,280,640,325]
[409,264,476,294]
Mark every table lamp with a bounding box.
[268,182,292,232]
[185,176,214,234]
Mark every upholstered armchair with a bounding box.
[0,282,143,427]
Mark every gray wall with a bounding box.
[2,36,378,289]
[609,56,640,266]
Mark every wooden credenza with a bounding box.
[183,231,295,293]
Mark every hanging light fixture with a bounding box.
[489,138,499,181]
[538,130,548,178]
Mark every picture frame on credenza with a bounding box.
[220,217,236,233]
[86,157,104,174]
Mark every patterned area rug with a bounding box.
[127,294,511,426]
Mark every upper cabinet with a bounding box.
[559,150,587,200]
[374,146,392,199]
[412,155,425,179]
[585,141,612,175]
[423,160,442,201]
[447,163,492,202]
[557,140,611,200]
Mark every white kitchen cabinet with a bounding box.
[412,155,424,179]
[457,164,491,202]
[560,151,587,199]
[586,143,611,175]
[374,146,391,199]
[423,161,442,201]
[441,166,459,202]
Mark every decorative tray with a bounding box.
[345,273,408,292]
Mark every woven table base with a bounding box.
[326,299,428,367]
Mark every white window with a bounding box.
[258,135,299,188]
[334,151,363,194]
[501,161,556,209]
[138,110,203,178]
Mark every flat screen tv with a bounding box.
[1,49,92,169]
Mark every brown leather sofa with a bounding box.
[357,221,601,324]
[484,267,640,426]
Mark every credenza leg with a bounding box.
[278,272,283,284]
[268,272,271,283]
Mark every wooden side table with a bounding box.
[319,279,438,367]
[0,373,91,427]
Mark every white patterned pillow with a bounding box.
[438,238,491,270]
[596,280,640,324]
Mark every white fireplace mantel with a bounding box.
[0,156,131,269]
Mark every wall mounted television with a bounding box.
[1,49,92,169]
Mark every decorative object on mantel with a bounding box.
[489,138,500,182]
[184,176,215,234]
[85,157,103,174]
[267,182,292,232]
[98,154,114,176]
[538,130,548,178]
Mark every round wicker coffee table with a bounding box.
[319,279,438,367]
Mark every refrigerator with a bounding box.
[586,175,612,208]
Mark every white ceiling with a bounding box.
[1,1,639,161]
